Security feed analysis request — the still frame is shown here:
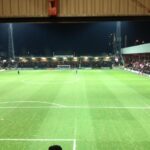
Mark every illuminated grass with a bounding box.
[0,69,150,150]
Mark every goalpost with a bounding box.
[57,65,71,69]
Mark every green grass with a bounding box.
[0,69,150,150]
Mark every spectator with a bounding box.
[49,145,62,150]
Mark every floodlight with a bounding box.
[32,57,36,60]
[11,59,15,63]
[41,57,45,60]
[52,57,57,61]
[73,57,78,61]
[105,56,111,62]
[84,56,88,61]
[41,57,47,62]
[63,57,67,60]
[2,60,7,63]
[22,58,28,63]
[94,57,99,61]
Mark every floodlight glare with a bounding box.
[52,57,57,61]
[106,56,110,59]
[22,58,28,63]
[11,59,15,63]
[63,57,67,60]
[104,56,111,62]
[73,57,78,61]
[2,60,7,63]
[32,57,36,60]
[41,57,47,62]
[41,57,47,60]
[84,56,88,61]
[94,57,99,61]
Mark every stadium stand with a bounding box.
[0,55,113,70]
[122,43,150,75]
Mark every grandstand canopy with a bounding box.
[121,43,150,54]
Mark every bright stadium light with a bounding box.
[94,57,99,61]
[19,57,23,60]
[104,56,111,61]
[63,57,67,60]
[84,56,88,61]
[22,58,28,63]
[73,57,78,61]
[41,57,47,62]
[32,57,36,60]
[52,57,57,61]
[11,59,15,63]
[2,60,7,63]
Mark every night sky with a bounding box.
[0,21,150,57]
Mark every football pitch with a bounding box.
[0,69,150,150]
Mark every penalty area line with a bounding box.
[0,101,66,107]
[0,138,75,142]
[73,139,77,150]
[0,106,150,110]
[0,138,77,150]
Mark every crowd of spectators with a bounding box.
[126,60,150,75]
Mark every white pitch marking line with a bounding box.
[73,119,77,150]
[0,138,77,150]
[73,139,77,150]
[0,105,150,110]
[0,138,74,142]
[64,106,150,110]
[0,106,63,109]
[0,101,66,107]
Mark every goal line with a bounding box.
[0,106,150,110]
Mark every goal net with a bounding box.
[57,65,71,69]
